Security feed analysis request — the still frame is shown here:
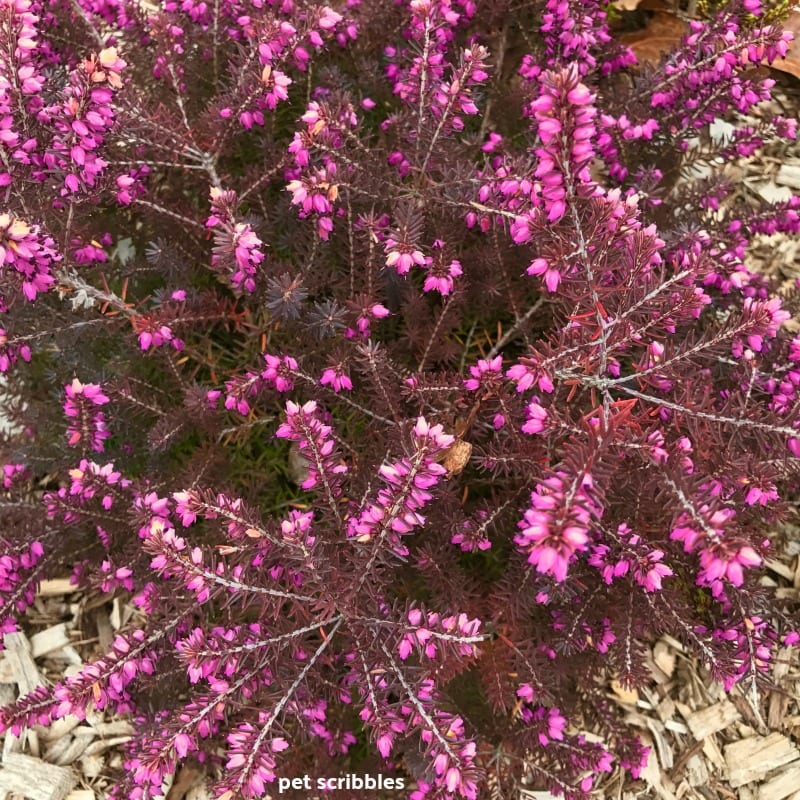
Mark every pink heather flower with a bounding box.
[261,354,298,392]
[741,297,791,351]
[0,329,31,373]
[137,323,181,352]
[260,65,292,109]
[744,482,779,506]
[521,399,548,434]
[632,550,673,592]
[64,379,111,451]
[352,302,390,338]
[320,365,352,392]
[527,257,561,292]
[516,684,536,703]
[346,418,451,552]
[207,188,265,292]
[2,463,27,489]
[506,361,555,394]
[376,733,393,758]
[0,214,59,301]
[516,472,599,581]
[301,101,324,129]
[280,509,315,547]
[317,5,343,29]
[423,259,462,295]
[286,166,338,216]
[384,236,427,275]
[698,544,761,587]
[464,355,503,390]
[115,174,135,204]
[275,400,347,491]
[670,506,735,553]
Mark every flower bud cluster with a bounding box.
[0,214,58,302]
[275,399,348,492]
[346,417,453,556]
[516,471,601,582]
[0,328,30,372]
[207,188,265,293]
[63,379,111,453]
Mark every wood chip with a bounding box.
[702,736,726,770]
[647,719,674,769]
[36,579,76,598]
[638,732,679,800]
[611,679,639,705]
[686,700,740,740]
[776,164,800,190]
[753,182,794,205]
[653,641,676,679]
[94,608,113,654]
[664,719,688,735]
[166,764,204,800]
[0,753,76,800]
[2,633,43,696]
[0,684,15,707]
[758,766,800,800]
[90,721,134,738]
[725,733,799,788]
[30,625,70,660]
[768,648,794,731]
[660,634,685,653]
[685,754,709,788]
[77,753,103,780]
[765,559,795,582]
[65,792,95,800]
[45,727,96,766]
[185,781,210,800]
[655,695,676,723]
[81,736,131,757]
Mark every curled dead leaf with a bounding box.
[619,11,687,64]
[440,439,473,476]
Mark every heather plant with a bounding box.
[1,0,799,798]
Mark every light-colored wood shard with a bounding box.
[3,633,43,695]
[638,733,678,800]
[0,753,76,800]
[90,720,133,737]
[725,733,799,788]
[653,641,676,679]
[655,695,676,723]
[77,753,103,780]
[611,678,639,705]
[768,647,794,731]
[81,735,132,757]
[36,716,81,744]
[685,754,709,788]
[45,728,96,766]
[758,766,800,800]
[36,580,76,598]
[64,791,95,800]
[686,700,740,740]
[765,559,795,581]
[30,625,70,660]
[647,719,674,770]
[776,164,800,190]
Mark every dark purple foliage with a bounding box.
[0,0,799,797]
